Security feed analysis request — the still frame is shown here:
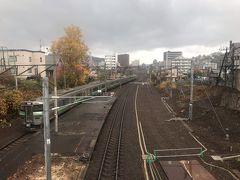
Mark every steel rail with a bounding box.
[0,132,34,161]
[0,133,29,152]
[115,88,129,179]
[97,86,130,180]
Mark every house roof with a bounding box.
[6,49,44,53]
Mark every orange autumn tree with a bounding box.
[51,25,89,88]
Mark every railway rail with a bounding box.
[0,132,35,161]
[84,83,137,180]
[97,86,130,180]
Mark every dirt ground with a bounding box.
[7,154,85,180]
[164,84,240,179]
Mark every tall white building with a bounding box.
[105,55,116,69]
[163,51,182,69]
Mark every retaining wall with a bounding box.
[220,89,240,111]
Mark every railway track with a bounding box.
[97,86,130,180]
[85,84,132,180]
[0,132,35,161]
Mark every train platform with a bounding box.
[0,96,116,179]
[0,80,110,156]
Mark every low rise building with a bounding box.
[202,62,217,70]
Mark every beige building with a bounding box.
[0,49,47,78]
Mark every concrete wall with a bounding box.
[234,69,240,91]
[220,90,240,111]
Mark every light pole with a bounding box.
[189,60,194,120]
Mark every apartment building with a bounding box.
[105,55,116,70]
[171,56,191,75]
[163,51,182,69]
[0,49,46,78]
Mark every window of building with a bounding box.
[28,68,32,73]
[29,57,32,62]
[40,57,42,62]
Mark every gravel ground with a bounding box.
[166,84,240,180]
[8,154,84,180]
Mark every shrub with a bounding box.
[0,98,7,116]
[159,81,176,89]
[4,90,23,112]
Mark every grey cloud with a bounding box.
[0,0,239,52]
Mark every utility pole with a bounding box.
[104,62,107,93]
[2,47,5,71]
[15,75,18,90]
[231,46,235,88]
[176,63,179,79]
[230,46,240,89]
[54,55,58,133]
[149,71,151,82]
[42,77,51,180]
[189,60,194,120]
[13,53,18,90]
[63,62,67,89]
[170,63,173,98]
[1,46,7,71]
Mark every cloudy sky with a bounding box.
[0,0,239,64]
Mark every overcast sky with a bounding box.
[0,0,239,63]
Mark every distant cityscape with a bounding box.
[1,41,240,91]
